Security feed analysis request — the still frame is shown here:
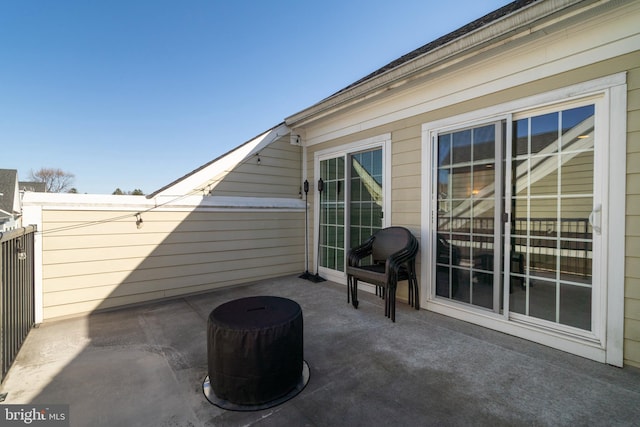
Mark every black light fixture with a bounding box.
[306,178,326,283]
[16,240,26,261]
[299,179,313,280]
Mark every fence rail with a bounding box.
[1,225,36,383]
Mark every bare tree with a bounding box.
[29,168,75,193]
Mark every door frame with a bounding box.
[420,73,626,365]
[313,133,392,284]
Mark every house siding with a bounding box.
[626,62,640,368]
[37,205,304,319]
[209,136,302,198]
[298,2,640,365]
[391,125,422,302]
[14,0,638,370]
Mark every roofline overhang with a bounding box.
[284,0,603,128]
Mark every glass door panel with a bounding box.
[349,149,383,252]
[319,157,345,271]
[508,104,594,331]
[435,124,499,310]
[433,101,598,336]
[319,147,384,274]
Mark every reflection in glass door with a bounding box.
[319,157,345,271]
[433,103,596,332]
[509,105,595,331]
[319,148,383,274]
[350,150,383,250]
[435,123,501,311]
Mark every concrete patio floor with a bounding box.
[2,275,639,426]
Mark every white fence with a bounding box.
[22,193,306,320]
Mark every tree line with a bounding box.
[28,168,144,195]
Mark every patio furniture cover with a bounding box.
[207,296,303,406]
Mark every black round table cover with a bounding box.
[207,296,303,405]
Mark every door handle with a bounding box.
[589,204,602,235]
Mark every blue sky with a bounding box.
[1,0,509,194]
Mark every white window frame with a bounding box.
[314,134,392,284]
[421,73,626,366]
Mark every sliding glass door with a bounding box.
[433,102,597,332]
[319,147,384,274]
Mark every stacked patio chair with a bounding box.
[346,226,419,322]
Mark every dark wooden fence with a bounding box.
[0,226,36,383]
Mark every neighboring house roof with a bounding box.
[0,169,20,218]
[19,181,47,193]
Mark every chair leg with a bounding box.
[390,286,396,322]
[383,286,389,318]
[412,275,419,310]
[351,278,359,309]
[385,287,390,319]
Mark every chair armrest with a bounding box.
[385,237,419,279]
[347,235,375,267]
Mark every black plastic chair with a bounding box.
[346,227,419,322]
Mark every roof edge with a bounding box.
[148,122,289,198]
[285,0,590,127]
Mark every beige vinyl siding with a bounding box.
[625,62,640,368]
[40,207,304,319]
[210,136,302,198]
[391,126,421,230]
[301,51,640,365]
[391,126,422,302]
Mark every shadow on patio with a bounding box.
[2,275,640,426]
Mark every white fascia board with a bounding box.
[155,123,290,197]
[21,191,304,212]
[165,196,305,210]
[148,195,305,210]
[21,192,151,209]
[302,6,638,146]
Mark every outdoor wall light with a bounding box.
[256,153,261,165]
[135,213,144,229]
[16,241,26,261]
